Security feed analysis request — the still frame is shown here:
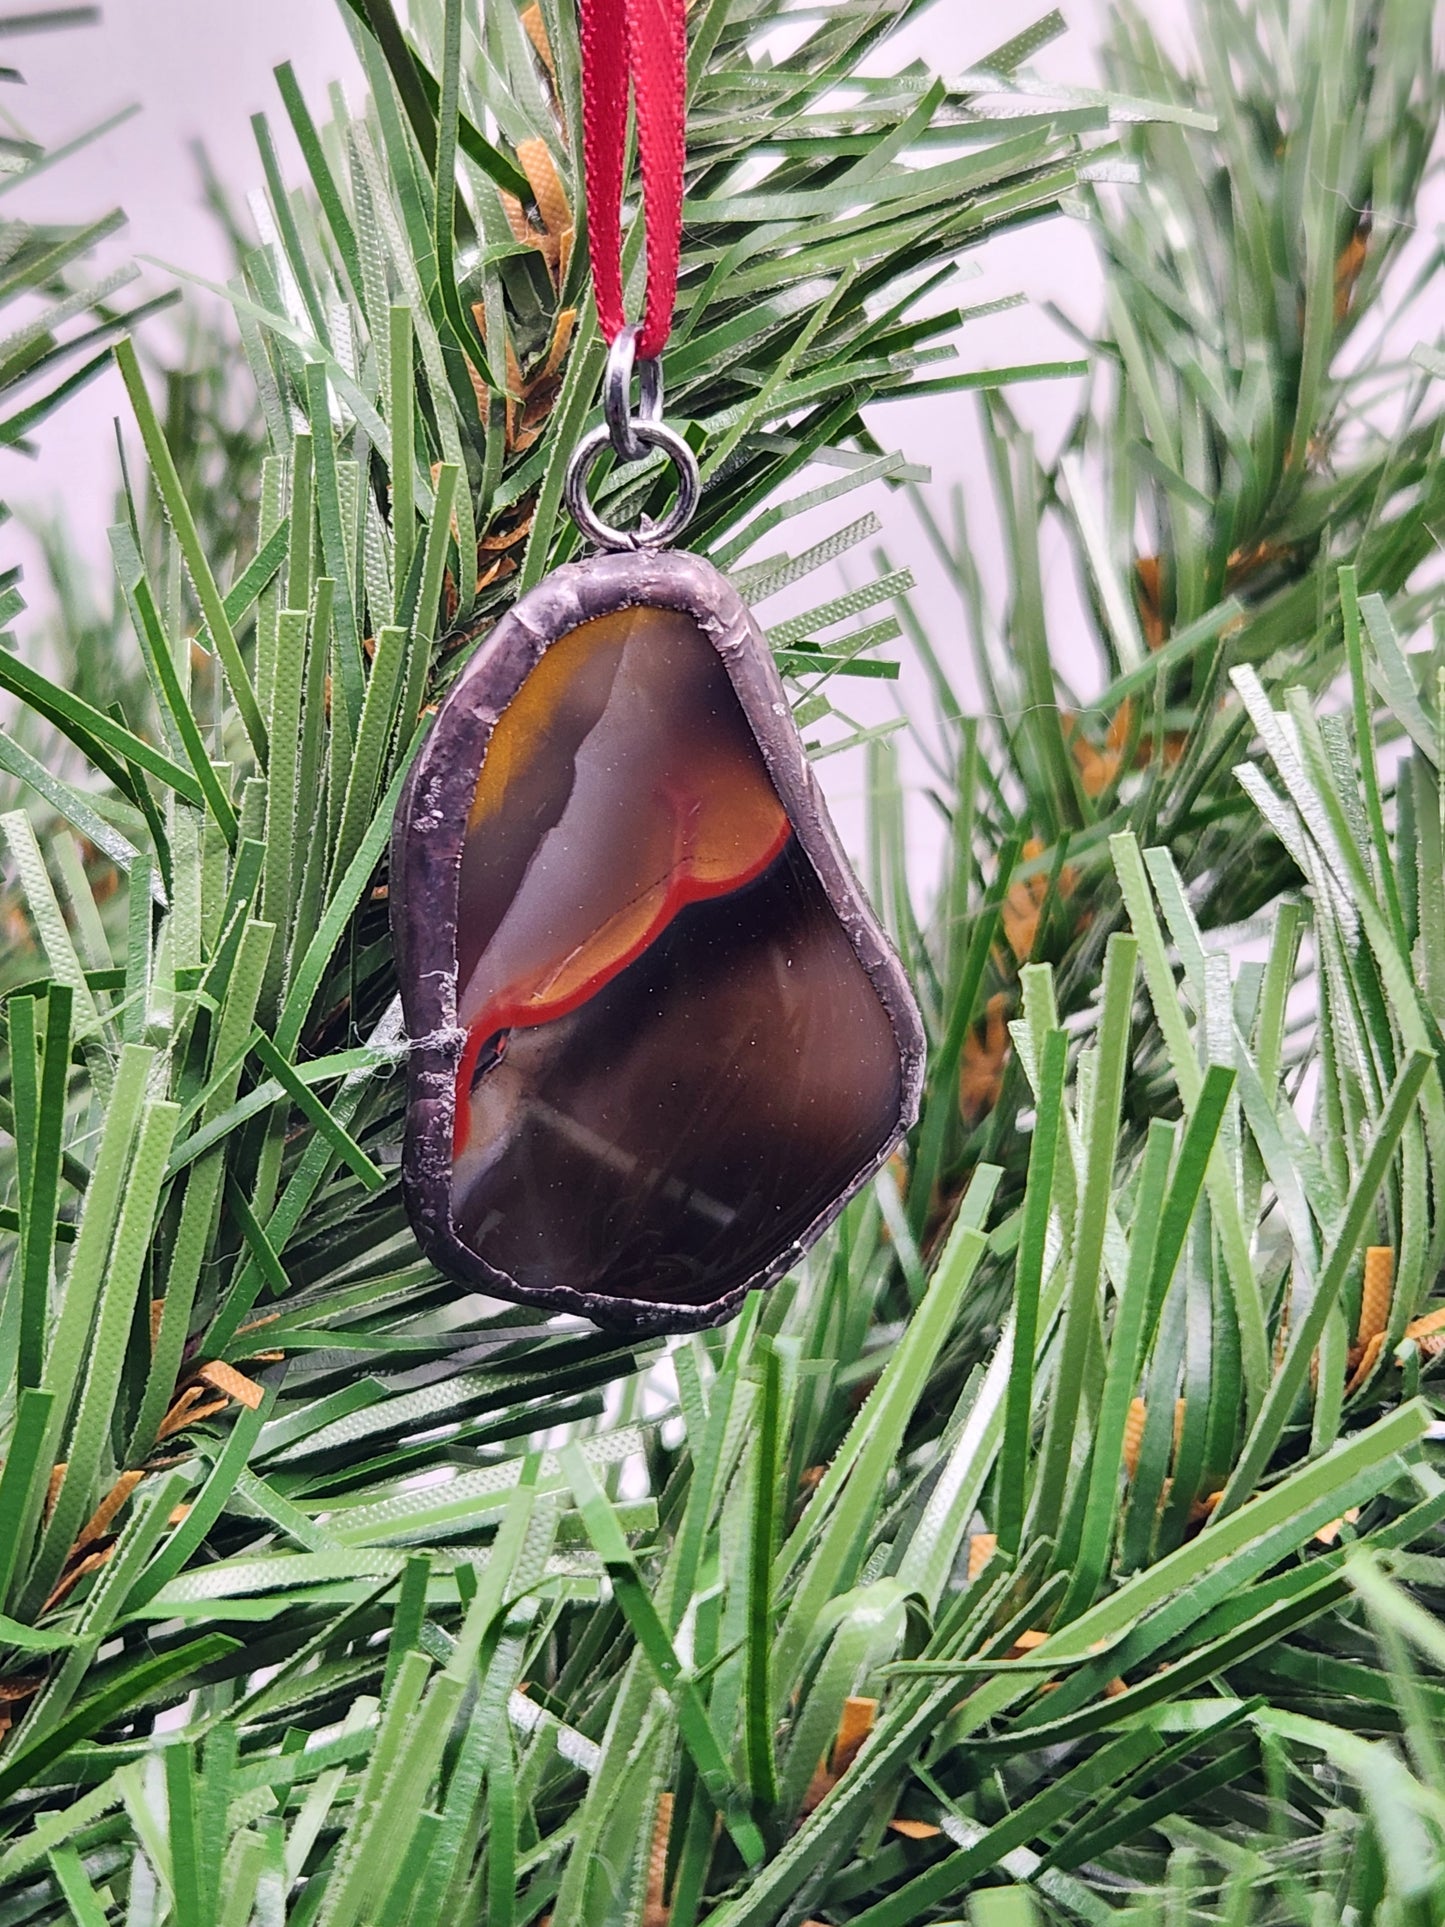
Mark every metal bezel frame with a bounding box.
[391,547,926,1334]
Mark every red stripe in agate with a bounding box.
[452,816,791,1155]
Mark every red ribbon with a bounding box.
[578,0,687,360]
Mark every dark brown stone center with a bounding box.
[446,602,903,1307]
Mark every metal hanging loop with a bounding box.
[565,326,699,551]
[603,323,663,461]
[565,419,700,552]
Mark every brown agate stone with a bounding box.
[392,550,924,1332]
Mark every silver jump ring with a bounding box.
[564,419,701,552]
[603,324,663,462]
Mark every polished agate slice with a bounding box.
[392,550,924,1332]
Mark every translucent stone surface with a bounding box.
[445,602,904,1309]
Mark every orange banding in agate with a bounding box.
[454,608,791,1154]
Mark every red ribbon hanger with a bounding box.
[578,0,687,360]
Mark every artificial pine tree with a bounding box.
[1,0,1444,1920]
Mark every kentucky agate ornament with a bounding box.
[391,0,923,1332]
[391,516,924,1333]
